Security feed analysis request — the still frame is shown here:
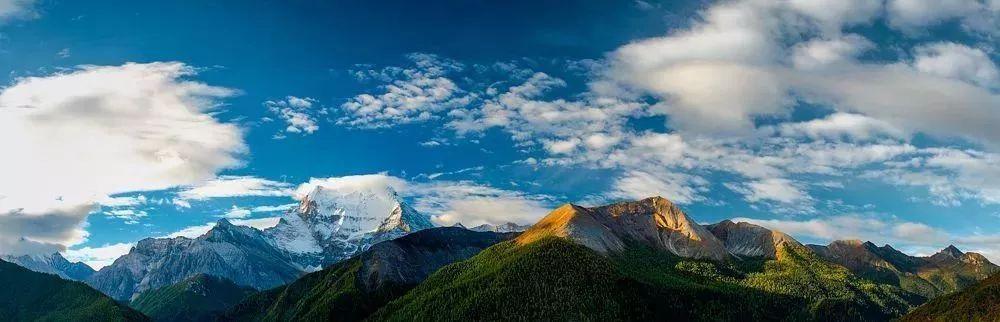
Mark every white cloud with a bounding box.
[294,174,408,199]
[430,198,550,227]
[221,206,251,219]
[605,0,1000,148]
[232,217,281,230]
[913,42,999,88]
[787,0,882,31]
[160,216,280,240]
[887,0,995,34]
[0,205,92,255]
[448,72,644,159]
[726,178,808,203]
[608,170,704,204]
[0,62,244,254]
[791,35,874,70]
[163,223,216,239]
[872,148,1000,205]
[0,0,36,23]
[104,208,148,224]
[98,195,148,207]
[339,53,473,128]
[264,96,322,136]
[250,203,296,213]
[329,2,1000,216]
[63,243,134,270]
[774,113,906,141]
[176,176,293,201]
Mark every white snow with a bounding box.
[264,183,431,256]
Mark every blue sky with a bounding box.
[1,0,999,267]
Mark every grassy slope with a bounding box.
[131,274,254,322]
[370,238,919,321]
[902,273,1000,322]
[0,260,147,322]
[221,258,410,322]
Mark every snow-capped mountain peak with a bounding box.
[264,182,434,266]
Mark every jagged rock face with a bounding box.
[470,222,531,233]
[517,196,729,261]
[808,240,901,274]
[264,185,434,268]
[706,220,801,259]
[88,221,302,302]
[924,245,999,276]
[1,252,95,281]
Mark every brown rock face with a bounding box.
[517,196,729,261]
[706,220,802,259]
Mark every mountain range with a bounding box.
[808,239,998,299]
[2,251,96,281]
[0,195,996,321]
[372,197,921,320]
[87,184,435,301]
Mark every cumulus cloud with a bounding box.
[339,53,474,128]
[264,96,323,137]
[607,170,705,204]
[0,62,244,254]
[63,243,134,270]
[330,2,1000,216]
[449,72,643,153]
[913,42,999,88]
[176,176,293,201]
[221,206,251,219]
[726,178,808,203]
[0,205,93,254]
[791,35,874,70]
[887,0,998,35]
[294,174,408,199]
[605,0,1000,148]
[773,113,906,141]
[870,148,1000,206]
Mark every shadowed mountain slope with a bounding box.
[0,259,147,321]
[221,227,512,321]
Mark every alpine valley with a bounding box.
[1,193,997,321]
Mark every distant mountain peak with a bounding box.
[831,239,865,247]
[470,222,531,233]
[1,252,95,281]
[264,181,434,267]
[216,218,234,226]
[517,196,728,260]
[939,245,964,258]
[706,220,802,259]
